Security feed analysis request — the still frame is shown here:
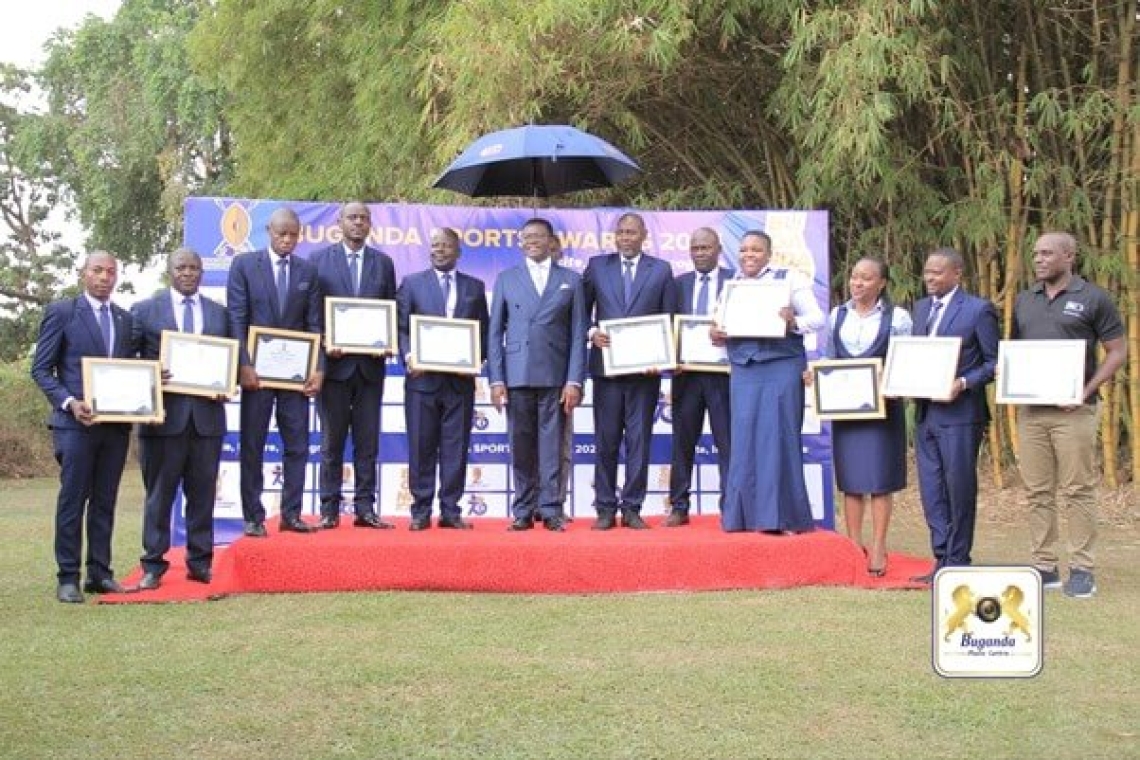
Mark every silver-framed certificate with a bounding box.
[324,297,397,356]
[715,278,792,338]
[160,330,239,398]
[600,314,675,376]
[409,315,481,375]
[674,315,729,373]
[248,326,320,391]
[81,357,165,423]
[807,358,885,421]
[996,339,1085,405]
[881,336,962,400]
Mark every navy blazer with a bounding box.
[487,262,587,388]
[583,253,676,378]
[672,267,733,316]
[396,268,490,393]
[913,288,999,425]
[226,249,323,368]
[31,296,134,430]
[131,290,231,438]
[310,243,397,383]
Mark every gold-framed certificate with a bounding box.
[881,336,962,400]
[159,330,239,398]
[600,314,675,376]
[409,315,481,375]
[248,326,320,391]
[806,358,885,421]
[996,339,1085,405]
[324,297,397,356]
[716,278,791,338]
[673,315,729,373]
[81,357,165,424]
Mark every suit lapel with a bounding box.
[74,297,105,354]
[939,291,965,335]
[160,292,179,331]
[257,251,282,321]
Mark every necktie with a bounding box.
[695,274,710,315]
[348,253,360,296]
[622,260,634,303]
[441,272,452,316]
[182,297,195,334]
[98,304,112,356]
[276,257,289,314]
[926,300,943,335]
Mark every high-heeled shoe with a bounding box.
[867,555,888,578]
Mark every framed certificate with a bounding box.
[324,297,397,356]
[806,358,885,421]
[881,336,962,400]
[81,357,165,424]
[600,314,675,376]
[674,315,729,373]
[716,279,791,338]
[160,330,239,398]
[248,326,320,391]
[409,315,481,375]
[996,339,1085,405]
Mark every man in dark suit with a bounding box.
[488,218,587,532]
[583,212,676,530]
[227,207,324,537]
[131,248,230,589]
[665,227,732,526]
[911,247,999,583]
[310,202,397,530]
[396,227,490,530]
[31,251,134,602]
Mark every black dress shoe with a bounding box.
[186,568,213,584]
[279,517,318,533]
[592,511,616,531]
[663,510,690,527]
[137,572,162,591]
[83,577,126,594]
[243,521,268,538]
[542,517,566,532]
[355,513,395,529]
[319,515,340,530]
[409,518,431,531]
[56,583,84,604]
[621,512,649,530]
[438,517,473,530]
[508,517,533,531]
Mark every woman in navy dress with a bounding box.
[712,230,825,533]
[825,258,911,575]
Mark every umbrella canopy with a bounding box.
[432,124,640,198]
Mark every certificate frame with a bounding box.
[81,357,165,424]
[881,336,962,400]
[673,315,729,373]
[600,314,676,376]
[717,278,791,338]
[159,330,239,398]
[806,358,885,421]
[324,297,397,356]
[995,339,1085,406]
[248,326,320,391]
[409,315,482,375]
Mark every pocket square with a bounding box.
[559,283,570,290]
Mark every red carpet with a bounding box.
[100,515,932,603]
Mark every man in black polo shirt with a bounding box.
[1011,231,1126,599]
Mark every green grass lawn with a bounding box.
[1,475,1136,759]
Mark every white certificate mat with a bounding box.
[674,315,729,373]
[996,339,1085,405]
[161,331,239,398]
[82,358,164,423]
[881,336,962,400]
[717,279,791,338]
[410,315,481,375]
[808,358,884,420]
[248,327,320,391]
[325,297,396,355]
[600,314,675,376]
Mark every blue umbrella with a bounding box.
[432,124,640,198]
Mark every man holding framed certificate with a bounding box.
[310,202,398,530]
[1011,232,1126,598]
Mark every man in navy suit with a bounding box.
[911,247,999,583]
[310,202,397,530]
[665,228,732,526]
[31,251,134,602]
[397,227,490,530]
[488,218,587,532]
[227,207,324,537]
[131,248,230,589]
[583,212,676,530]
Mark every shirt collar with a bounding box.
[84,293,110,310]
[343,243,364,258]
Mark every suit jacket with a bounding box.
[226,248,323,369]
[583,252,676,378]
[31,295,134,430]
[397,268,490,393]
[487,262,586,388]
[310,243,397,383]
[672,267,733,316]
[913,288,999,425]
[131,290,230,438]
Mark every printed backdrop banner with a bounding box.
[176,198,833,546]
